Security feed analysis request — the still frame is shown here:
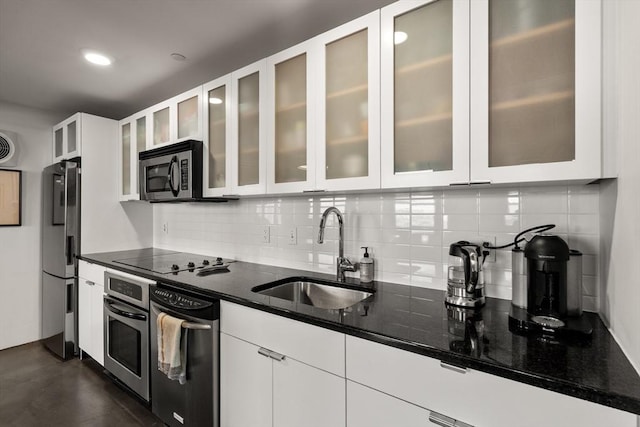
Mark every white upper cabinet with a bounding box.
[118,110,148,201]
[315,11,381,192]
[267,12,381,194]
[150,86,203,148]
[381,0,470,189]
[203,74,233,197]
[203,60,267,197]
[267,40,318,194]
[52,113,81,161]
[231,60,267,195]
[469,0,602,184]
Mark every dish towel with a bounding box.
[157,312,188,385]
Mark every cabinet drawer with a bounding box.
[346,336,635,427]
[221,301,345,376]
[347,381,435,427]
[78,260,106,285]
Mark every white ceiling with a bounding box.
[0,0,394,120]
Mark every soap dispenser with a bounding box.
[359,247,374,283]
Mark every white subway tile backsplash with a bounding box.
[410,230,442,246]
[412,214,442,230]
[442,190,478,214]
[569,214,599,234]
[569,187,600,214]
[521,214,569,234]
[478,188,520,214]
[479,214,520,233]
[154,183,602,311]
[521,187,568,214]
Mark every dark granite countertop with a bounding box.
[81,248,640,415]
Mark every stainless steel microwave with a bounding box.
[139,140,203,201]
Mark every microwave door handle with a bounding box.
[168,156,180,197]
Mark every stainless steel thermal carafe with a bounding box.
[566,249,583,316]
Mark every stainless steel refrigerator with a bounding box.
[41,160,80,359]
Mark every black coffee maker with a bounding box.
[526,234,569,322]
[509,234,592,339]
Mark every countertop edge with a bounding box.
[79,254,640,416]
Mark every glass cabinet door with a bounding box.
[325,30,369,180]
[232,60,266,195]
[203,75,232,197]
[381,0,469,189]
[134,115,147,197]
[237,72,260,187]
[153,106,170,146]
[267,39,318,194]
[274,53,308,185]
[470,0,601,183]
[121,123,131,197]
[54,127,63,159]
[67,120,77,154]
[178,95,199,140]
[488,0,574,167]
[316,11,380,191]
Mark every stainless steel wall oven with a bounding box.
[103,270,155,402]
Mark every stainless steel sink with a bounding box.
[252,278,373,310]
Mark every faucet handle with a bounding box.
[339,257,357,271]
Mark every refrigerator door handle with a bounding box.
[66,282,74,314]
[66,235,74,265]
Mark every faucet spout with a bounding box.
[318,207,355,281]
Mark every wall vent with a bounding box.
[0,130,19,167]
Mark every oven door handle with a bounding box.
[168,155,180,197]
[104,298,147,321]
[151,305,211,330]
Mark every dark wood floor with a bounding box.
[0,342,163,426]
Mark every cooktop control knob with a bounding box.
[216,257,223,264]
[171,264,179,271]
[188,261,195,268]
[202,259,210,265]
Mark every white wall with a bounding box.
[154,184,601,311]
[0,102,60,350]
[599,0,640,373]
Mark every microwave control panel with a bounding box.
[180,159,189,190]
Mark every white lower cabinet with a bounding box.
[346,335,636,427]
[347,381,435,427]
[220,303,636,427]
[220,301,346,427]
[78,260,105,365]
[273,354,345,427]
[220,333,271,427]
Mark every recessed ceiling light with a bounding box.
[171,53,187,61]
[209,97,223,105]
[82,50,112,66]
[394,31,408,45]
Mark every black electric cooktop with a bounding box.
[113,251,233,274]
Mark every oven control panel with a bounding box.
[151,287,212,310]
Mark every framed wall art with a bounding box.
[0,169,22,226]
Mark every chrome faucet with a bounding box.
[318,207,356,282]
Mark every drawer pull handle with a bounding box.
[85,280,95,286]
[469,180,491,186]
[440,361,468,374]
[258,347,271,358]
[429,411,474,427]
[257,347,286,362]
[429,411,455,427]
[302,189,327,193]
[268,350,285,362]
